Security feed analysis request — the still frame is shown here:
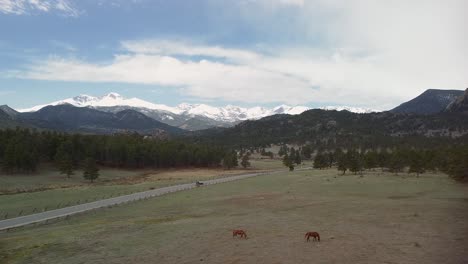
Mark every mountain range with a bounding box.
[193,106,468,148]
[17,93,376,131]
[0,104,183,135]
[2,88,466,136]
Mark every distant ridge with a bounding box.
[20,104,184,134]
[0,105,19,118]
[0,105,28,129]
[391,89,464,114]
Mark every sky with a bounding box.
[0,0,467,111]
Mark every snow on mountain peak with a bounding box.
[17,92,378,122]
[102,92,123,99]
[319,106,377,113]
[72,94,98,105]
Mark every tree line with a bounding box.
[311,147,467,181]
[275,143,467,181]
[0,128,231,175]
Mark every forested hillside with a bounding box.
[191,109,468,149]
[0,128,227,173]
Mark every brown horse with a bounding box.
[305,231,320,242]
[232,229,248,239]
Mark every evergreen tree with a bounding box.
[83,157,99,183]
[301,145,313,159]
[2,141,16,172]
[313,153,327,169]
[422,150,437,172]
[241,153,251,168]
[348,150,362,175]
[55,141,74,178]
[377,150,390,171]
[363,151,378,171]
[388,150,405,175]
[57,153,74,178]
[294,149,302,165]
[444,146,468,181]
[282,153,294,171]
[408,150,425,177]
[223,151,238,169]
[337,154,348,174]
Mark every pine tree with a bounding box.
[388,150,405,175]
[283,153,294,171]
[445,146,468,181]
[223,151,238,169]
[294,149,302,165]
[408,150,425,177]
[377,150,390,171]
[241,153,251,168]
[313,153,327,169]
[83,157,99,183]
[337,154,348,174]
[58,153,74,178]
[278,144,288,157]
[2,142,16,172]
[348,150,362,175]
[301,145,313,159]
[363,151,378,171]
[55,141,74,178]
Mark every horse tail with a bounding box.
[317,233,320,241]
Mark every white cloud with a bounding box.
[5,0,468,109]
[121,40,260,62]
[0,0,25,14]
[19,52,314,105]
[0,0,79,16]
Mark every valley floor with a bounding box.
[0,159,283,218]
[1,168,467,263]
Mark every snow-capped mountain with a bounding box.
[319,106,377,114]
[19,93,181,114]
[18,93,315,122]
[17,93,379,130]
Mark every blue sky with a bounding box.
[1,0,467,110]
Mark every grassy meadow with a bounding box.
[1,168,467,264]
[0,159,284,218]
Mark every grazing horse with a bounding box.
[232,230,248,239]
[305,231,320,242]
[196,181,204,187]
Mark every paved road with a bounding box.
[0,169,295,231]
